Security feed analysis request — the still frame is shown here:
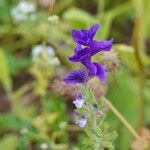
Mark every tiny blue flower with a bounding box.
[79,114,86,128]
[73,94,84,108]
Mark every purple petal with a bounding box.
[80,54,97,75]
[79,114,86,128]
[72,29,86,45]
[75,93,82,99]
[69,48,89,62]
[71,24,100,46]
[89,24,100,39]
[90,39,113,56]
[93,63,109,84]
[74,43,82,52]
[63,70,87,85]
[81,114,86,119]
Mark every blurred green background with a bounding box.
[0,0,150,149]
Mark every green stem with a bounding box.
[97,0,105,18]
[102,97,141,140]
[13,82,34,101]
[131,0,145,127]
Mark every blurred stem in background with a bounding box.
[131,0,145,127]
[97,0,105,19]
[103,97,141,140]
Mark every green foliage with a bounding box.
[0,135,18,150]
[144,80,150,125]
[0,48,11,90]
[5,51,31,75]
[63,7,97,28]
[107,69,139,150]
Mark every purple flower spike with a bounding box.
[79,114,86,128]
[73,94,84,108]
[63,23,112,85]
[72,24,99,46]
[63,70,87,85]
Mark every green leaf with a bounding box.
[144,80,150,124]
[5,51,31,75]
[107,69,139,150]
[0,113,35,132]
[0,135,18,150]
[113,44,138,71]
[63,7,97,28]
[16,135,29,150]
[114,44,150,70]
[0,48,11,89]
[104,131,118,142]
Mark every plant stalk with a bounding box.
[103,97,141,140]
[131,0,145,127]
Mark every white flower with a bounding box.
[31,44,60,66]
[18,1,35,13]
[40,143,48,150]
[20,127,28,135]
[10,1,35,22]
[32,45,54,60]
[73,94,84,109]
[79,115,86,128]
[73,98,83,109]
[48,15,59,24]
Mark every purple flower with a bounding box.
[92,63,108,84]
[63,24,112,85]
[73,94,84,108]
[90,39,113,55]
[63,63,108,84]
[63,70,87,85]
[72,24,99,46]
[79,114,86,128]
[71,24,112,53]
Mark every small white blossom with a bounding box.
[40,143,48,150]
[79,115,86,128]
[20,127,28,135]
[73,98,83,109]
[32,45,54,60]
[18,1,35,13]
[31,44,60,66]
[73,94,84,108]
[11,1,36,22]
[48,15,59,24]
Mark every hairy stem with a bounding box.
[102,97,141,140]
